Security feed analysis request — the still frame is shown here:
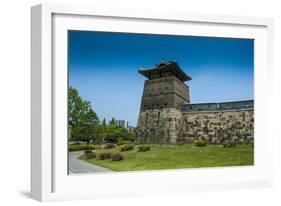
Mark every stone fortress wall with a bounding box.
[180,100,254,144]
[136,101,254,144]
[136,61,254,144]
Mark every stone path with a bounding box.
[68,151,112,174]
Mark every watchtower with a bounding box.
[136,61,192,143]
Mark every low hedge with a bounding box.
[104,143,115,149]
[84,150,94,155]
[83,150,96,159]
[99,152,112,160]
[137,145,151,152]
[194,137,208,147]
[69,144,97,151]
[85,153,96,159]
[223,140,237,148]
[111,153,124,161]
[120,144,134,152]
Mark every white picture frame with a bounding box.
[31,3,274,202]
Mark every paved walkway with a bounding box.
[69,151,112,174]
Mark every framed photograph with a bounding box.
[31,3,274,201]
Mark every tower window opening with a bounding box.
[157,112,160,126]
[145,113,148,125]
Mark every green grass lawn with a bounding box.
[79,144,254,172]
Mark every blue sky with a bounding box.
[68,31,254,127]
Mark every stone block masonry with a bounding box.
[181,108,254,143]
[137,106,254,144]
[137,108,182,144]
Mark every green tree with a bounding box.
[102,124,130,143]
[102,118,106,127]
[77,123,101,144]
[79,108,100,144]
[68,87,88,129]
[102,123,124,143]
[68,87,100,143]
[117,127,129,140]
[128,129,136,141]
[109,117,116,125]
[103,124,118,143]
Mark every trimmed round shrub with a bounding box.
[137,145,151,152]
[85,152,96,159]
[99,152,112,160]
[83,150,96,159]
[120,144,134,152]
[104,143,115,149]
[223,140,237,148]
[84,150,93,155]
[111,153,124,161]
[194,137,208,147]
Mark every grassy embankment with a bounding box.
[78,144,254,171]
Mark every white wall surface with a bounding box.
[0,0,280,205]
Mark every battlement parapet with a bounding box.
[181,100,254,112]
